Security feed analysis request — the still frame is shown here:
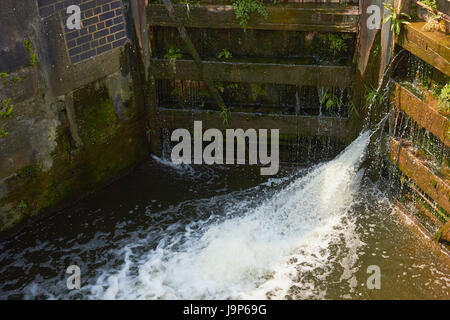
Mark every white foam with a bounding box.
[86,131,372,300]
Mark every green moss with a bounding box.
[0,38,151,234]
[24,39,38,67]
[75,84,119,147]
[16,165,39,179]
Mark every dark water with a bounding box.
[0,133,449,299]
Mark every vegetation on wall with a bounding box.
[382,2,411,36]
[0,73,14,138]
[437,83,450,113]
[217,49,233,60]
[319,88,355,116]
[419,0,437,11]
[164,46,183,60]
[364,86,386,112]
[231,0,268,30]
[179,0,199,17]
[320,91,341,111]
[422,13,445,32]
[327,33,352,54]
[0,40,38,138]
[317,33,352,60]
[371,42,381,58]
[24,39,38,67]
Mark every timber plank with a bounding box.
[150,58,354,87]
[148,4,360,32]
[159,108,353,140]
[398,22,450,76]
[392,82,449,147]
[390,138,450,213]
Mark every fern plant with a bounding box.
[231,0,268,30]
[382,3,411,36]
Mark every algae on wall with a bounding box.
[0,41,150,235]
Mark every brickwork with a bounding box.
[37,0,129,64]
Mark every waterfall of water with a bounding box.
[85,130,372,299]
[317,86,328,116]
[161,128,171,160]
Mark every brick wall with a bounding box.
[37,0,129,64]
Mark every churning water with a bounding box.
[0,131,449,299]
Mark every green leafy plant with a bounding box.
[231,0,268,30]
[320,91,341,110]
[363,87,386,114]
[220,107,231,126]
[431,83,443,97]
[420,0,437,11]
[226,83,239,90]
[179,0,199,18]
[198,91,210,108]
[164,47,183,60]
[24,39,38,66]
[437,83,450,113]
[372,43,381,57]
[422,13,444,32]
[17,201,28,211]
[215,82,225,94]
[0,98,14,118]
[382,3,411,35]
[318,33,352,55]
[0,72,9,79]
[328,33,351,53]
[170,87,182,99]
[217,49,233,60]
[365,86,385,111]
[0,97,13,138]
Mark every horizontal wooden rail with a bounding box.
[397,22,450,76]
[150,58,354,87]
[392,82,449,147]
[159,108,353,140]
[390,138,450,213]
[147,4,360,32]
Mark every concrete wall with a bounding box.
[0,0,150,235]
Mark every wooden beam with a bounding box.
[148,4,360,32]
[397,22,450,76]
[392,82,449,147]
[390,138,450,213]
[150,59,354,87]
[159,108,353,140]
